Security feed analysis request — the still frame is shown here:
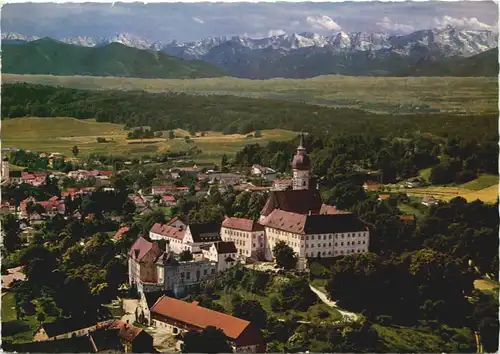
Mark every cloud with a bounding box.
[268,29,286,37]
[306,15,341,31]
[376,17,414,33]
[192,16,204,24]
[433,16,492,30]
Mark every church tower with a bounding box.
[291,132,311,190]
[1,156,9,183]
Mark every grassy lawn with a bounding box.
[374,323,475,353]
[2,117,296,163]
[1,292,46,344]
[4,74,497,115]
[398,203,425,220]
[460,174,499,191]
[404,185,498,204]
[214,274,342,323]
[419,167,432,182]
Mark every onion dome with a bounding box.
[291,131,311,170]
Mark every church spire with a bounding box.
[297,131,306,153]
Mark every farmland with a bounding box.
[1,117,297,164]
[3,74,497,115]
[403,175,499,204]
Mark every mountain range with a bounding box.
[2,26,498,79]
[1,38,225,79]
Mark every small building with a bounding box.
[8,170,22,184]
[149,223,186,254]
[251,165,277,182]
[33,316,113,342]
[150,296,266,353]
[406,177,422,188]
[183,222,222,253]
[201,241,238,273]
[113,227,130,242]
[128,237,164,293]
[166,216,188,229]
[421,195,438,206]
[363,181,382,192]
[377,194,391,202]
[162,195,176,206]
[221,217,266,261]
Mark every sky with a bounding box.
[1,1,498,42]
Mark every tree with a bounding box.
[232,299,267,328]
[273,241,297,270]
[168,130,175,140]
[72,145,79,157]
[179,250,193,262]
[254,130,262,138]
[221,154,229,173]
[36,311,46,324]
[181,326,233,353]
[2,214,21,252]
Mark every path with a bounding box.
[309,285,358,322]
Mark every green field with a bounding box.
[2,117,297,163]
[3,74,497,114]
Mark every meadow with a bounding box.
[403,174,499,204]
[1,117,297,164]
[3,74,497,115]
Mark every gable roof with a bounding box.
[188,222,222,243]
[129,236,162,261]
[150,223,186,241]
[261,209,367,235]
[214,241,237,254]
[166,215,188,226]
[261,189,323,217]
[221,217,264,232]
[113,227,129,241]
[150,296,252,341]
[39,314,113,338]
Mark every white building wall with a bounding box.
[149,232,186,254]
[292,170,309,190]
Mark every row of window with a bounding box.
[306,249,367,257]
[306,240,366,248]
[179,268,216,279]
[269,230,368,242]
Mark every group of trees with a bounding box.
[3,84,498,141]
[126,127,156,140]
[8,149,74,172]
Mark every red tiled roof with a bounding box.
[129,236,162,261]
[320,204,352,215]
[151,296,253,342]
[150,223,185,241]
[113,227,129,241]
[400,215,415,221]
[378,194,391,200]
[261,209,368,234]
[162,195,176,202]
[107,320,143,342]
[222,217,264,232]
[261,189,323,217]
[214,241,237,254]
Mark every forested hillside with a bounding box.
[2,83,498,141]
[2,38,226,79]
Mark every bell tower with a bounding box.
[291,132,311,190]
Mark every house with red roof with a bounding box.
[221,217,266,261]
[20,196,65,218]
[128,237,164,293]
[149,223,187,254]
[161,195,176,206]
[113,227,130,242]
[150,296,265,353]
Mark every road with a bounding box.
[309,285,358,322]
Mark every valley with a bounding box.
[3,74,497,115]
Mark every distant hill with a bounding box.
[394,48,499,77]
[1,38,226,79]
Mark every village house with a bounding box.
[207,173,246,186]
[8,171,23,184]
[128,237,164,293]
[113,227,130,242]
[183,222,223,253]
[363,180,382,192]
[149,223,186,254]
[406,177,423,188]
[377,194,391,202]
[251,164,278,182]
[201,241,238,273]
[33,316,114,342]
[421,195,439,206]
[20,196,65,218]
[0,199,17,213]
[161,195,176,206]
[150,296,266,353]
[221,217,266,261]
[166,216,188,229]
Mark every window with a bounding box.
[329,243,331,247]
[347,242,350,246]
[335,243,338,246]
[363,241,366,244]
[341,242,344,246]
[323,235,326,240]
[311,236,315,240]
[211,269,216,274]
[329,235,332,239]
[180,272,185,278]
[204,269,208,275]
[323,243,326,247]
[358,241,361,245]
[328,251,331,255]
[342,235,344,238]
